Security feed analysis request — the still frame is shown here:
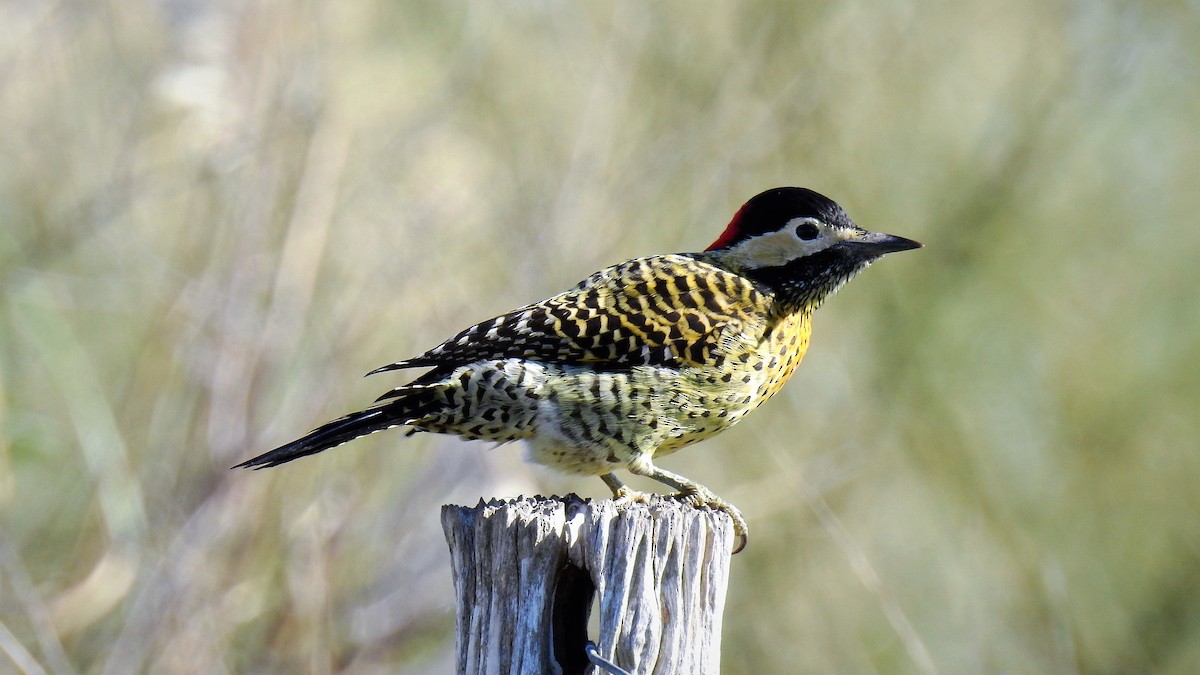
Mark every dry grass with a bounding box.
[2,1,1199,672]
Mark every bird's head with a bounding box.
[706,187,922,309]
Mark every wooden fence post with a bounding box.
[441,495,733,674]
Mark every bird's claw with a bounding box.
[669,488,749,555]
[611,486,655,505]
[610,484,749,554]
[731,531,748,555]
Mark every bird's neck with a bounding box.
[700,250,861,317]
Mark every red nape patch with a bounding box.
[706,201,750,251]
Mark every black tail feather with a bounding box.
[365,360,415,377]
[235,408,396,470]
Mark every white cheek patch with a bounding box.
[722,218,839,268]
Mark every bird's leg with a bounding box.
[624,459,749,554]
[600,472,655,505]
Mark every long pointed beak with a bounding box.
[843,230,923,256]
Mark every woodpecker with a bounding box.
[237,187,921,553]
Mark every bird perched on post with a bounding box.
[236,187,921,553]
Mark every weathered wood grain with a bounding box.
[442,495,733,674]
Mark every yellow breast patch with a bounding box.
[757,311,812,403]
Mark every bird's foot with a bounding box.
[669,487,749,554]
[611,485,656,506]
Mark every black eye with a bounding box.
[795,221,820,241]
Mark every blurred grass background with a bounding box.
[2,0,1198,672]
